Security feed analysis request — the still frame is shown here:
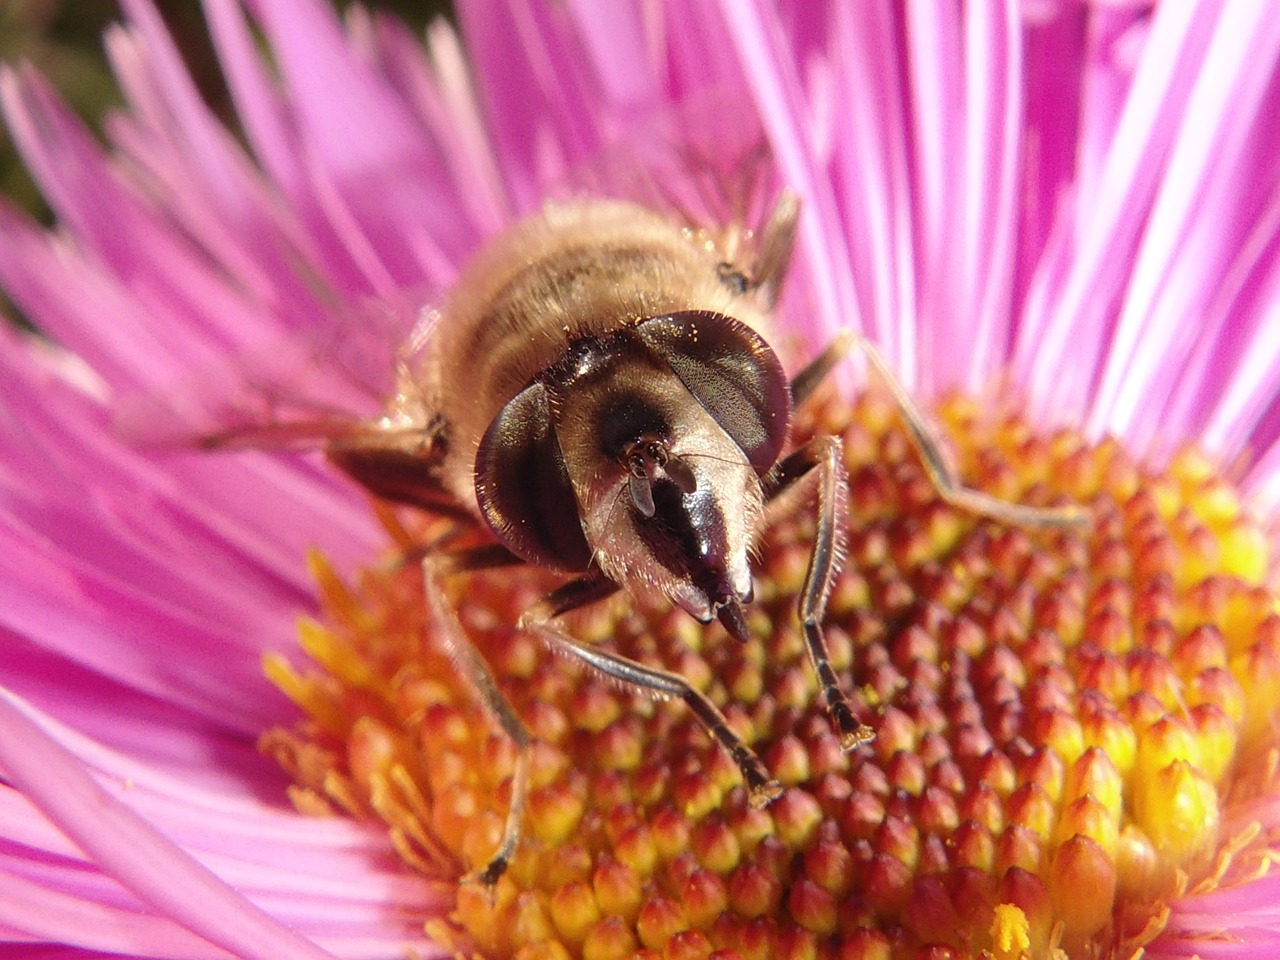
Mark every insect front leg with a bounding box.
[420,557,531,888]
[518,575,784,808]
[793,330,1088,528]
[763,436,877,751]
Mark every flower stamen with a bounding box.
[263,389,1280,958]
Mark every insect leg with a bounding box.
[519,576,784,808]
[749,190,801,304]
[763,436,876,751]
[788,331,856,409]
[420,557,530,888]
[794,330,1088,528]
[392,540,526,575]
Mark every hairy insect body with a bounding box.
[424,200,772,508]
[376,200,785,630]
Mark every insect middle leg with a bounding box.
[793,330,1088,528]
[774,331,1089,751]
[419,557,530,887]
[518,575,784,808]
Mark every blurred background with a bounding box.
[0,0,455,222]
[0,0,454,326]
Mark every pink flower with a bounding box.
[2,1,1280,957]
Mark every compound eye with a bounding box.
[635,311,791,472]
[475,382,593,571]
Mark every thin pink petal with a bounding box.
[951,1,1022,389]
[456,0,603,206]
[1015,1,1214,418]
[900,1,961,388]
[1091,0,1280,444]
[0,692,340,960]
[829,3,916,377]
[367,16,512,239]
[717,0,860,350]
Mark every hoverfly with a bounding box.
[196,188,1081,886]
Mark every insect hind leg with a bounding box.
[518,575,784,808]
[420,558,530,888]
[793,330,1088,529]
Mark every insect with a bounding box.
[202,191,1081,886]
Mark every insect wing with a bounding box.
[114,298,416,452]
[556,86,783,253]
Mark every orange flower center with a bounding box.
[262,389,1280,960]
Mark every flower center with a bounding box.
[262,389,1280,960]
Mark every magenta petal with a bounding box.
[1,1,1280,957]
[563,0,659,115]
[364,16,512,237]
[659,0,750,100]
[1014,2,1221,421]
[828,3,916,377]
[1155,872,1280,959]
[0,869,233,960]
[253,0,478,282]
[456,0,604,206]
[0,332,391,746]
[0,692,338,960]
[1088,3,1280,447]
[716,0,859,347]
[0,690,447,955]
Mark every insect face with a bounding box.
[476,311,790,638]
[551,341,763,636]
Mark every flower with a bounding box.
[2,1,1280,959]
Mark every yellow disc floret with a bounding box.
[262,390,1280,959]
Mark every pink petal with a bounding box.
[0,691,341,960]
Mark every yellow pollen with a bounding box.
[260,389,1280,959]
